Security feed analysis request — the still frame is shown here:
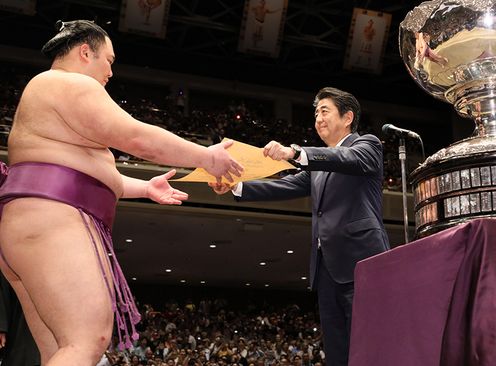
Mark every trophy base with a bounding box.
[410,135,496,238]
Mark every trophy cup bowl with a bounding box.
[399,0,496,237]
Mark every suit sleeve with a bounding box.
[302,134,383,176]
[237,170,311,202]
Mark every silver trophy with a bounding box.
[400,0,496,237]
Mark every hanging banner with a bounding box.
[119,0,171,39]
[0,0,36,15]
[343,8,392,74]
[238,0,288,58]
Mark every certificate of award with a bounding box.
[173,138,296,183]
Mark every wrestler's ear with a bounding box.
[79,43,92,63]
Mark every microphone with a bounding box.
[382,124,420,139]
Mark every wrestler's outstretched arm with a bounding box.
[120,170,188,205]
[53,72,243,182]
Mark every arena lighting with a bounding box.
[209,244,217,248]
[301,276,307,280]
[180,279,186,283]
[165,269,172,272]
[259,262,266,266]
[125,239,133,243]
[132,277,137,281]
[200,281,206,284]
[245,283,251,286]
[264,284,270,287]
[287,250,294,254]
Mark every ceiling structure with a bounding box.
[0,0,438,107]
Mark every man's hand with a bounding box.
[0,332,6,349]
[147,169,189,205]
[263,140,294,161]
[206,140,244,183]
[208,182,237,195]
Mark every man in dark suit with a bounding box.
[0,272,40,366]
[211,87,390,365]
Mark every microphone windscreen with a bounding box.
[381,124,392,134]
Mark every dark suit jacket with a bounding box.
[238,133,390,287]
[0,273,40,366]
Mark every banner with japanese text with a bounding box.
[119,0,171,39]
[238,0,288,58]
[343,8,392,74]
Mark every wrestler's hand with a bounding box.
[263,140,294,161]
[0,332,6,349]
[206,140,244,183]
[147,169,189,205]
[208,182,237,195]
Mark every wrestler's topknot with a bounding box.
[41,19,108,60]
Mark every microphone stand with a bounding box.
[399,137,410,243]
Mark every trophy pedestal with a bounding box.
[410,135,496,237]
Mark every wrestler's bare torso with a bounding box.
[0,68,120,362]
[9,69,123,197]
[0,69,122,285]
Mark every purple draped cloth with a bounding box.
[349,218,496,366]
[0,161,141,350]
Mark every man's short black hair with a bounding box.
[41,20,108,59]
[313,87,361,133]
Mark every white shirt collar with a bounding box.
[335,133,352,147]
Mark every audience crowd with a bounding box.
[0,62,415,190]
[96,298,324,366]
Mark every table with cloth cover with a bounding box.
[349,218,496,366]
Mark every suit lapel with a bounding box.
[314,133,359,206]
[314,171,326,204]
[317,171,330,206]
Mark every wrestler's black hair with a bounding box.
[313,87,361,133]
[41,20,109,60]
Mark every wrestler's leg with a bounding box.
[0,263,58,364]
[0,199,115,366]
